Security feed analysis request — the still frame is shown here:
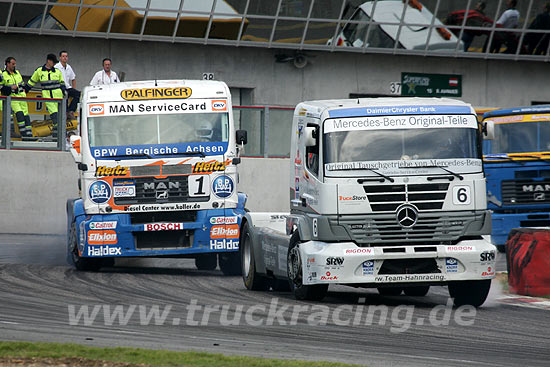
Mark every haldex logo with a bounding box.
[396,204,418,228]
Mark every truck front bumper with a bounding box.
[300,238,497,286]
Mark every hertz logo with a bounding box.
[193,159,231,174]
[96,166,129,177]
[121,87,192,100]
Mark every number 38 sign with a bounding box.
[453,186,471,205]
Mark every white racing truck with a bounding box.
[240,97,496,307]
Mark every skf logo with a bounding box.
[144,223,184,231]
[88,104,104,115]
[88,230,117,245]
[96,166,129,177]
[211,224,239,239]
[211,100,227,111]
[120,87,191,100]
[193,159,231,174]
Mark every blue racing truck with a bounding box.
[66,80,247,273]
[482,106,550,251]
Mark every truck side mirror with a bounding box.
[305,126,318,147]
[69,134,82,163]
[236,129,248,145]
[483,120,495,140]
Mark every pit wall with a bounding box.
[0,150,289,235]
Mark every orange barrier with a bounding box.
[506,228,550,297]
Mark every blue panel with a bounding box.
[483,105,550,118]
[90,142,228,158]
[328,105,473,118]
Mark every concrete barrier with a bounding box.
[0,150,290,235]
[506,228,550,297]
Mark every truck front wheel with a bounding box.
[448,280,491,307]
[287,232,328,301]
[68,221,102,272]
[219,252,241,276]
[241,222,269,290]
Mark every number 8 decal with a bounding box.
[453,186,471,205]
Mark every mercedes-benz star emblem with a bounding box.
[396,205,418,228]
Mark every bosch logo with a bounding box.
[88,104,104,115]
[211,100,227,111]
[396,204,418,228]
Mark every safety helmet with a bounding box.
[196,121,213,140]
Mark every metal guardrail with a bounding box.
[0,95,67,151]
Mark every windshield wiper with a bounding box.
[101,153,152,159]
[332,167,394,183]
[155,151,207,158]
[399,164,464,181]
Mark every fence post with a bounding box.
[58,97,67,150]
[263,107,269,158]
[2,96,12,150]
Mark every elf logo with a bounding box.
[211,100,227,111]
[88,104,104,115]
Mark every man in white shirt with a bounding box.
[90,58,120,85]
[490,0,520,53]
[55,50,80,120]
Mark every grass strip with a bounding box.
[0,341,362,367]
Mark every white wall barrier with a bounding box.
[0,150,289,235]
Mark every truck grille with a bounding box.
[364,183,449,212]
[333,211,483,245]
[501,179,550,205]
[113,176,209,205]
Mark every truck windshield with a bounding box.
[323,113,481,175]
[490,119,550,154]
[88,112,229,147]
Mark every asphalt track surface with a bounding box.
[0,234,549,367]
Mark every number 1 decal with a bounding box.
[188,175,210,197]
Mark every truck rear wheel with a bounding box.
[448,280,491,307]
[287,232,328,301]
[403,286,430,296]
[241,221,269,290]
[219,252,242,276]
[195,254,217,271]
[68,221,102,272]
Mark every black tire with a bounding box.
[377,287,403,296]
[496,245,506,253]
[403,285,430,297]
[68,221,102,272]
[287,232,328,301]
[448,280,491,307]
[241,221,269,291]
[271,279,291,292]
[195,253,217,270]
[219,252,242,276]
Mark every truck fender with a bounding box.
[237,192,248,210]
[241,212,267,275]
[66,198,84,265]
[290,214,313,241]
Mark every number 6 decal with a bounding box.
[188,175,210,197]
[453,186,471,205]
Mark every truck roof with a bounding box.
[297,97,474,118]
[483,105,550,119]
[83,79,230,102]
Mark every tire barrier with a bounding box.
[506,228,550,297]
